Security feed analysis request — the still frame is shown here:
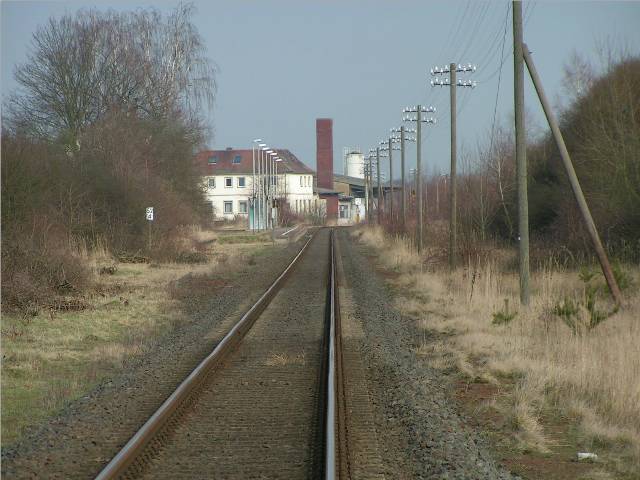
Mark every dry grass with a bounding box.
[265,351,306,366]
[354,226,640,472]
[1,237,262,446]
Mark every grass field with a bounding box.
[355,226,640,478]
[1,241,262,446]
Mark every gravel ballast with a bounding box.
[1,238,306,479]
[336,228,518,480]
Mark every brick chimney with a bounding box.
[316,118,333,189]
[316,118,338,220]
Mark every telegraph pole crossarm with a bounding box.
[392,126,416,233]
[381,138,401,222]
[403,106,436,252]
[431,62,477,269]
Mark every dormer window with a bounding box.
[208,155,217,165]
[232,155,242,164]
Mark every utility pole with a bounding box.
[400,127,406,229]
[376,147,382,224]
[381,137,401,222]
[364,159,370,223]
[392,126,416,233]
[513,1,530,305]
[388,137,394,221]
[403,105,436,252]
[450,64,457,270]
[431,63,477,269]
[367,151,375,223]
[523,44,623,306]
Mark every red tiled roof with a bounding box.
[195,148,314,175]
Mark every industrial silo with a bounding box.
[343,147,364,179]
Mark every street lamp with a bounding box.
[252,139,264,232]
[274,158,283,226]
[261,147,272,229]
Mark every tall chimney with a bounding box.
[316,118,333,189]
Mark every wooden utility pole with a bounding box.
[368,155,374,223]
[388,137,394,221]
[416,106,424,251]
[513,0,530,305]
[449,64,457,269]
[431,63,475,269]
[523,44,623,306]
[400,126,406,229]
[376,147,382,224]
[364,161,370,223]
[403,106,435,251]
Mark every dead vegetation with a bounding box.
[354,226,640,475]
[0,238,257,446]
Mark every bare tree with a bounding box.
[6,3,215,148]
[562,49,595,103]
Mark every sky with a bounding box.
[2,0,640,179]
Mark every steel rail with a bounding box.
[95,232,317,480]
[325,229,337,480]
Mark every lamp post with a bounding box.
[262,148,273,229]
[252,139,264,232]
[269,151,277,227]
[275,157,282,226]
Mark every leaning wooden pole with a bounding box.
[522,43,623,306]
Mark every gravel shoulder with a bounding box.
[337,228,518,480]
[1,237,307,479]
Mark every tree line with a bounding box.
[2,4,216,311]
[388,48,640,267]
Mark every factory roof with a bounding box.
[333,173,366,187]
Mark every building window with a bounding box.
[208,178,215,189]
[233,155,242,164]
[208,155,217,164]
[225,177,232,188]
[238,200,248,214]
[224,201,233,214]
[238,177,246,188]
[300,176,303,187]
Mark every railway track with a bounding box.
[96,228,348,479]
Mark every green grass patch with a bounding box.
[1,270,187,446]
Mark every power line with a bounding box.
[489,2,510,160]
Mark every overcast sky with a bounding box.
[2,1,639,178]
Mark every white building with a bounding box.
[196,148,318,222]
